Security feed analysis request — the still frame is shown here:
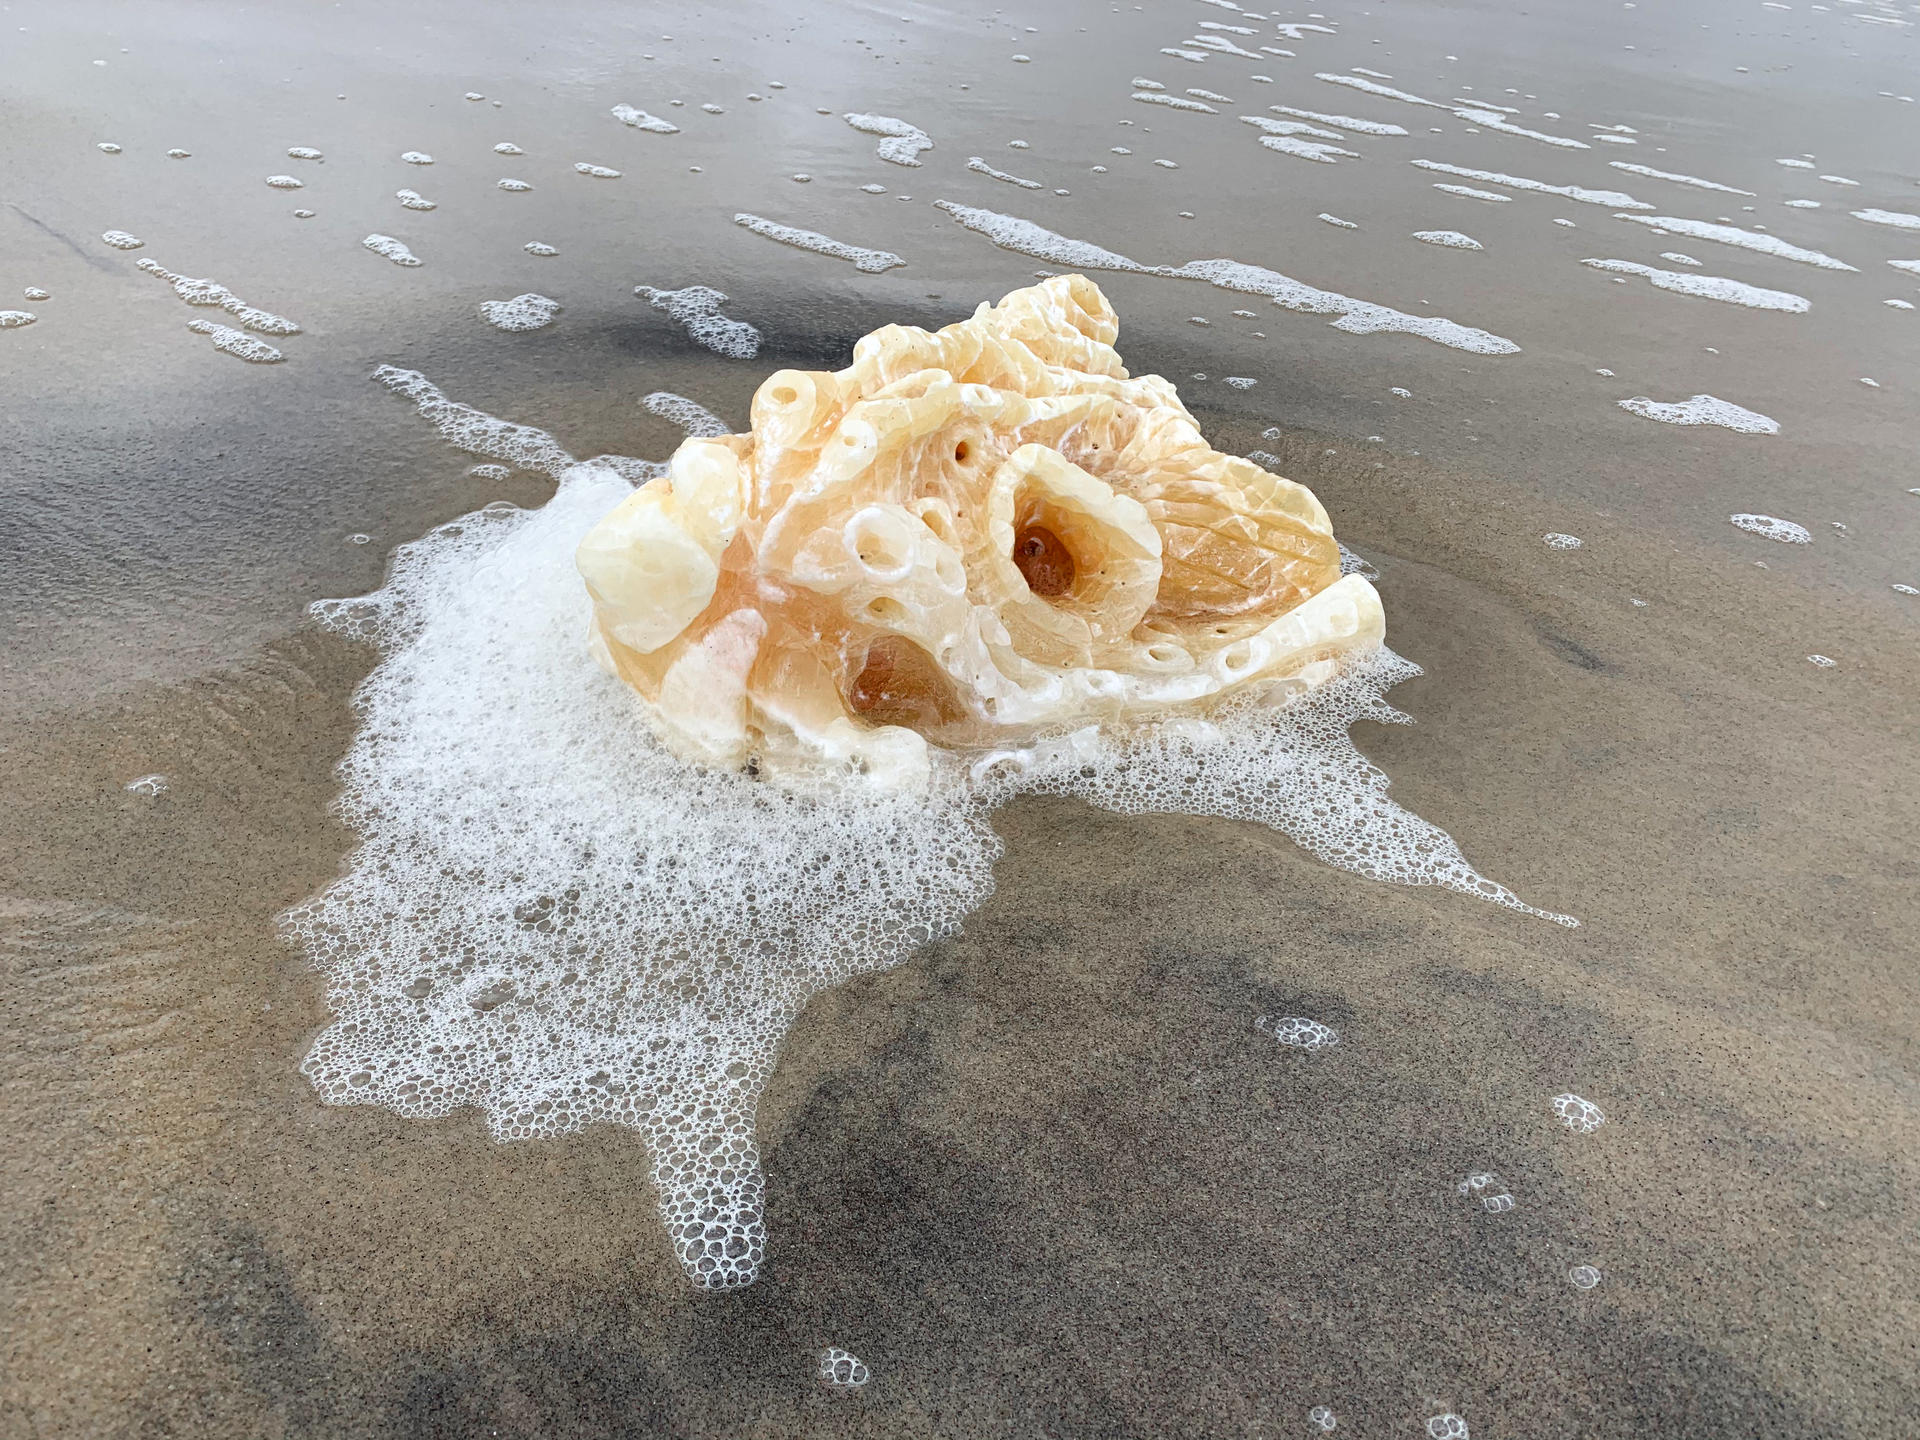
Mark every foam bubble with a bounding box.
[363,233,423,266]
[634,285,761,358]
[167,148,191,159]
[1458,1172,1511,1211]
[135,259,302,334]
[1413,230,1482,248]
[479,293,561,332]
[1730,513,1810,543]
[1259,134,1358,163]
[186,318,284,363]
[125,774,169,796]
[0,310,36,328]
[1270,104,1407,135]
[468,464,512,481]
[1136,92,1217,113]
[1224,376,1257,389]
[1660,252,1701,266]
[1435,184,1511,202]
[23,287,50,301]
[1852,208,1920,231]
[1888,299,1916,310]
[843,112,933,166]
[932,202,1519,353]
[497,178,533,191]
[1551,1093,1606,1132]
[495,142,523,154]
[525,242,558,256]
[732,212,906,272]
[967,156,1043,189]
[1256,1015,1338,1049]
[1427,1414,1470,1440]
[818,1348,870,1387]
[293,209,315,219]
[1543,533,1583,549]
[1308,1406,1338,1432]
[574,163,622,178]
[287,146,323,160]
[1615,215,1854,271]
[1619,394,1778,433]
[1318,213,1358,228]
[102,230,144,250]
[396,189,436,210]
[1187,87,1235,103]
[401,151,433,165]
[1579,258,1809,311]
[1606,161,1753,196]
[1411,159,1650,209]
[1776,157,1816,169]
[1808,654,1836,668]
[1569,1264,1602,1290]
[613,104,678,134]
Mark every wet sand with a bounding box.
[4,1,1919,1436]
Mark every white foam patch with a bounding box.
[843,112,933,166]
[1413,230,1483,249]
[640,391,729,438]
[1543,533,1583,549]
[526,242,558,257]
[1258,1015,1338,1049]
[635,285,762,358]
[733,213,906,272]
[498,178,533,192]
[1618,394,1779,433]
[495,142,524,155]
[967,156,1043,189]
[613,104,679,133]
[401,151,433,165]
[396,189,437,210]
[932,202,1520,353]
[818,1349,871,1387]
[1614,215,1856,270]
[363,234,423,266]
[1242,115,1346,141]
[125,774,169,796]
[23,287,50,300]
[0,310,37,328]
[1411,159,1650,209]
[136,259,303,333]
[480,293,561,332]
[102,231,144,250]
[1258,135,1359,163]
[1660,252,1701,266]
[1551,1093,1606,1132]
[575,163,622,178]
[186,318,284,362]
[266,174,304,189]
[1162,47,1210,62]
[1269,104,1407,135]
[284,450,1574,1288]
[1852,208,1920,230]
[1776,158,1816,169]
[1434,184,1511,202]
[1579,259,1810,312]
[287,146,323,160]
[1133,77,1166,91]
[1318,213,1358,228]
[1187,34,1262,58]
[1730,513,1811,542]
[1136,92,1217,112]
[1316,75,1588,147]
[1188,88,1235,103]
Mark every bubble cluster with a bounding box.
[1569,1264,1602,1290]
[633,284,762,359]
[1729,513,1811,544]
[102,230,144,250]
[124,774,169,796]
[479,293,561,332]
[0,310,36,329]
[1307,1405,1338,1431]
[1257,1015,1339,1050]
[1552,1093,1606,1133]
[186,319,285,363]
[1458,1172,1514,1212]
[1543,532,1583,549]
[1427,1415,1469,1440]
[818,1348,870,1387]
[363,234,424,267]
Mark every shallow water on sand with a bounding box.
[3,1,1918,1436]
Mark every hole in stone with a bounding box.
[1014,523,1075,596]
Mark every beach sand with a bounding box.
[4,1,1917,1435]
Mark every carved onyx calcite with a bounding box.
[575,275,1383,787]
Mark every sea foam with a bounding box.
[287,374,1574,1290]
